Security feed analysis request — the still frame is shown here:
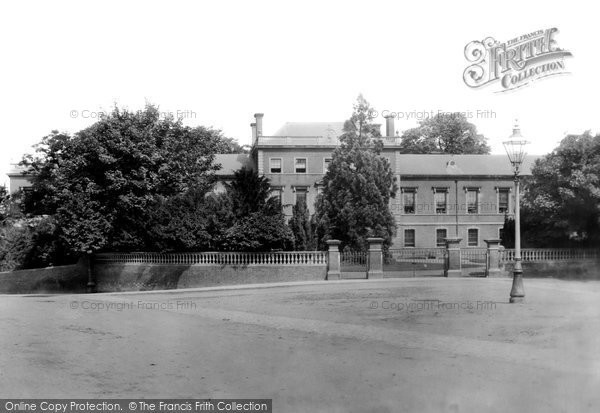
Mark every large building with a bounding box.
[251,113,538,248]
[5,113,538,249]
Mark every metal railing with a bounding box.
[384,248,446,264]
[340,250,368,268]
[461,248,488,265]
[95,251,327,265]
[500,248,600,263]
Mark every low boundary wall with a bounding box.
[0,258,87,294]
[92,251,328,292]
[1,247,598,294]
[93,263,327,292]
[503,260,600,279]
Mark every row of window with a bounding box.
[401,187,510,214]
[270,186,307,206]
[270,158,332,174]
[404,228,481,247]
[271,186,511,215]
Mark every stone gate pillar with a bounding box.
[444,238,462,277]
[326,240,341,280]
[367,238,384,279]
[484,239,503,277]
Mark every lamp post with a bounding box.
[503,120,529,303]
[86,250,96,293]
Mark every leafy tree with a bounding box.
[116,166,292,253]
[289,199,316,250]
[222,167,293,251]
[202,193,237,250]
[0,214,74,271]
[0,190,64,271]
[146,189,234,252]
[0,222,34,271]
[518,132,600,247]
[217,136,250,154]
[20,105,224,254]
[222,211,293,252]
[226,167,273,217]
[0,186,9,224]
[399,113,491,154]
[314,95,397,251]
[145,189,211,252]
[500,214,515,248]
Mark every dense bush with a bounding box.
[0,215,75,271]
[143,167,293,252]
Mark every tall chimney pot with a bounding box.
[254,113,264,137]
[384,114,395,138]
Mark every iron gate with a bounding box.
[383,248,446,277]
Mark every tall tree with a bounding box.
[500,214,515,248]
[289,199,315,250]
[222,167,293,251]
[20,105,224,254]
[519,131,600,247]
[399,113,491,154]
[226,167,274,217]
[314,95,397,251]
[0,186,9,225]
[216,136,251,154]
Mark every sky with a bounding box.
[1,0,598,187]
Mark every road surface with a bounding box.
[1,278,599,412]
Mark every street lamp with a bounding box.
[503,120,529,303]
[86,250,96,293]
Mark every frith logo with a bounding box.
[463,28,572,92]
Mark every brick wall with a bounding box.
[503,260,600,280]
[93,263,328,292]
[0,258,88,294]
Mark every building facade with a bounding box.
[5,113,537,249]
[251,113,538,248]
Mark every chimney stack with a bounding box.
[251,122,257,142]
[254,113,264,137]
[384,114,395,138]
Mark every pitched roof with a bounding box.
[214,154,252,176]
[271,122,345,138]
[396,154,541,176]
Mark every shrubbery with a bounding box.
[0,196,75,271]
[145,168,294,252]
